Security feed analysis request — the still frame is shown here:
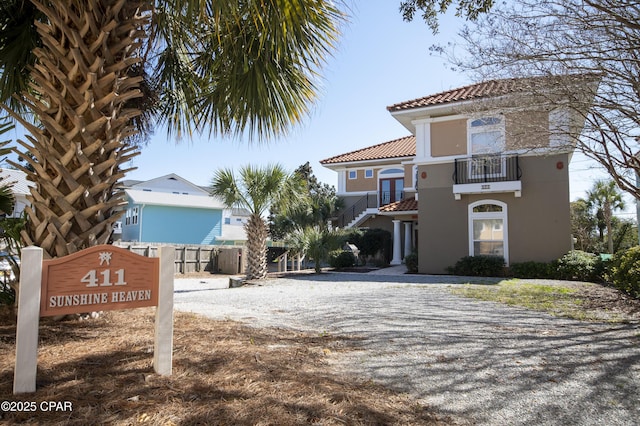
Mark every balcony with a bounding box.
[452,154,522,200]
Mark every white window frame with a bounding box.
[132,206,139,225]
[467,117,506,179]
[468,200,509,265]
[348,170,357,180]
[365,169,374,179]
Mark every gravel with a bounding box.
[173,272,640,425]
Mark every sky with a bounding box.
[3,1,635,219]
[123,1,469,187]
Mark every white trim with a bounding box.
[411,114,468,125]
[468,200,509,265]
[321,156,414,169]
[467,116,505,155]
[365,169,374,179]
[335,190,376,198]
[412,145,570,167]
[348,170,357,180]
[454,181,522,200]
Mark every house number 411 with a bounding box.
[82,269,127,287]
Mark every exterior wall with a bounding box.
[122,204,222,244]
[505,110,549,151]
[345,168,378,192]
[427,113,551,158]
[417,153,572,274]
[431,119,466,157]
[140,205,222,244]
[340,161,416,197]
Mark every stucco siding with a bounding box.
[417,153,572,273]
[345,169,378,192]
[431,119,467,157]
[505,110,549,151]
[140,206,222,244]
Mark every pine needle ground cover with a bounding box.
[0,307,452,425]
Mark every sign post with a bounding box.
[13,244,174,394]
[13,247,43,394]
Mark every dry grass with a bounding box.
[0,306,453,425]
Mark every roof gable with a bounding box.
[125,189,225,209]
[320,135,415,165]
[130,173,209,195]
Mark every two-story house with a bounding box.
[322,76,596,273]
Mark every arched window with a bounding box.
[468,200,508,264]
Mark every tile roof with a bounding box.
[386,74,599,112]
[379,197,418,213]
[320,135,415,165]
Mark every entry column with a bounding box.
[391,220,402,265]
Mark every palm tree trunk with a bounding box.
[244,213,268,280]
[4,0,149,258]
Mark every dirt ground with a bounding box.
[0,278,638,425]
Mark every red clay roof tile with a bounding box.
[387,74,599,112]
[379,197,418,213]
[320,135,415,165]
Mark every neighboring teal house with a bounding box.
[121,174,226,244]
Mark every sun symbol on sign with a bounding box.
[98,252,112,266]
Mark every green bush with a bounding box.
[404,252,418,273]
[448,255,505,277]
[346,228,392,264]
[609,246,640,299]
[556,250,602,282]
[509,261,557,279]
[328,250,356,269]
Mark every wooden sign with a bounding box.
[40,245,159,316]
[14,245,174,394]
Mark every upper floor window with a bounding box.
[348,170,357,179]
[365,169,374,179]
[468,116,505,155]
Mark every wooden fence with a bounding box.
[112,243,245,275]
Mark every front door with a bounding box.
[380,178,404,206]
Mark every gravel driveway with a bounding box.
[173,272,640,425]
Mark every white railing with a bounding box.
[276,251,306,272]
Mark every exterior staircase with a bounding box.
[335,193,378,228]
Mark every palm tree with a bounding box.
[586,179,626,254]
[210,164,307,280]
[0,1,343,258]
[286,225,345,273]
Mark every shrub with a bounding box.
[404,252,418,273]
[328,250,356,269]
[509,261,557,279]
[347,228,392,264]
[556,250,602,282]
[609,246,640,299]
[448,255,505,277]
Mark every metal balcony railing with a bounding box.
[453,154,522,184]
